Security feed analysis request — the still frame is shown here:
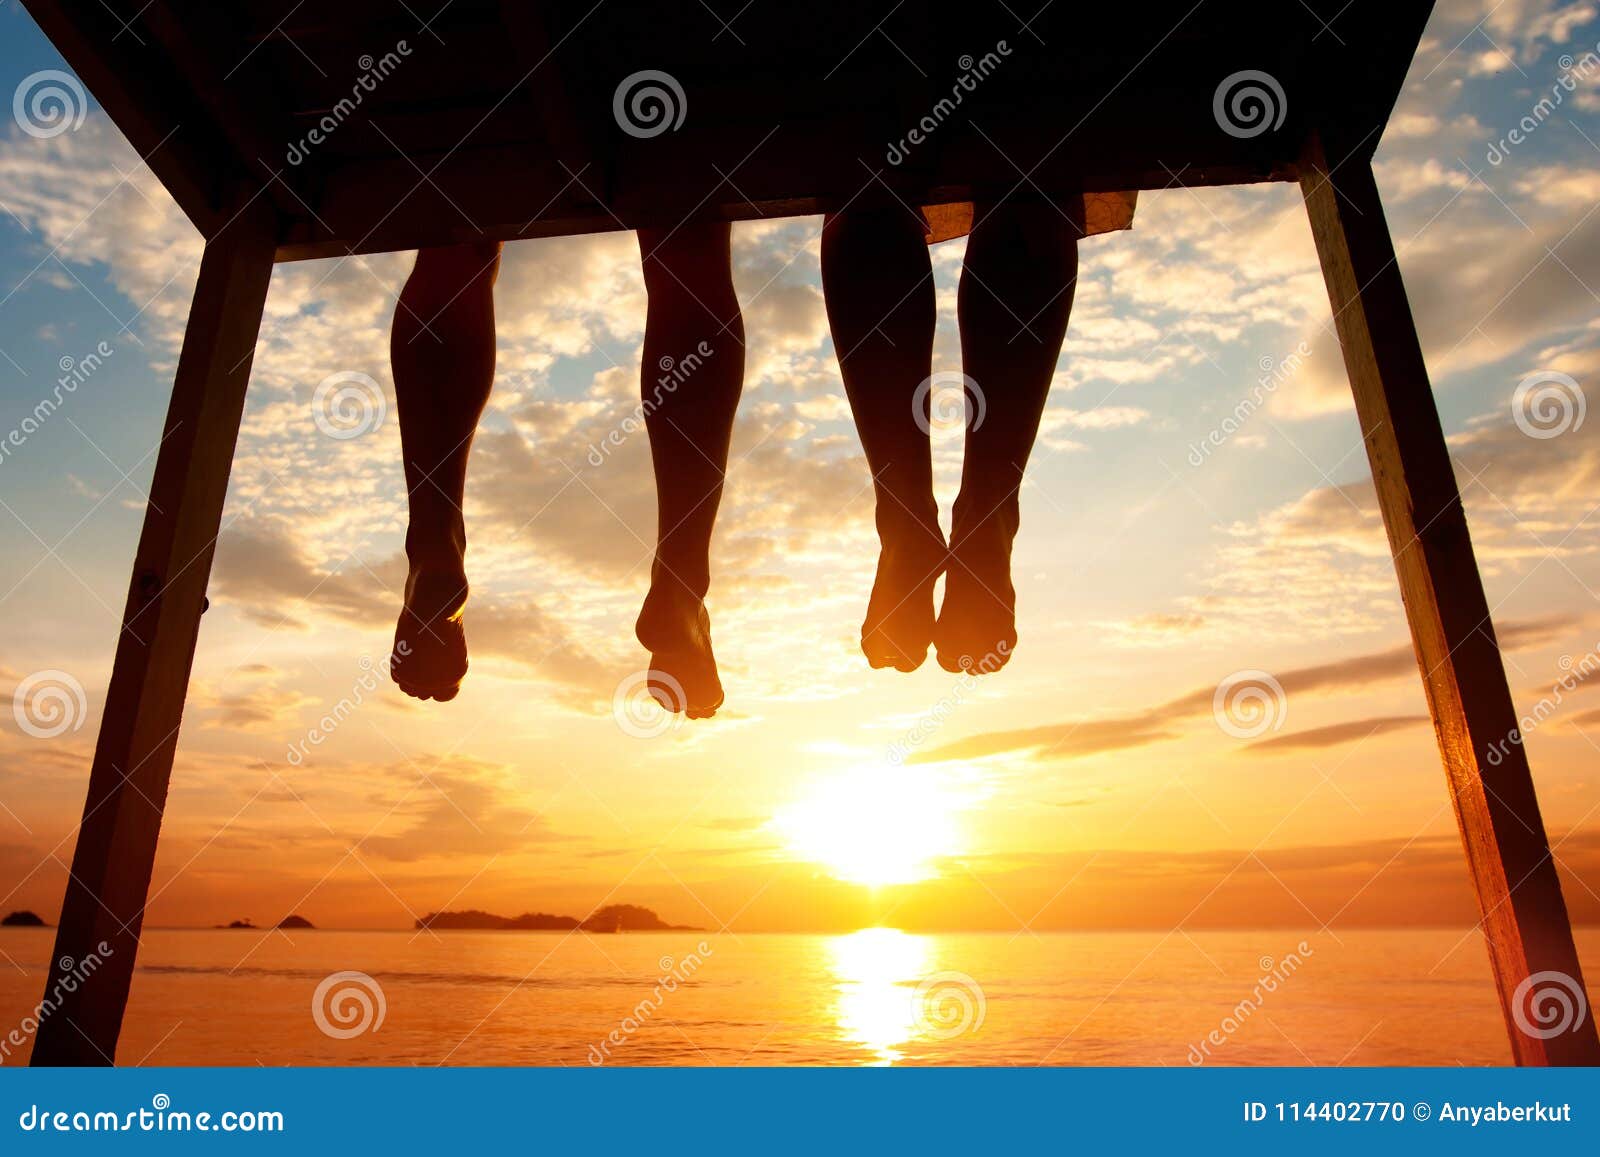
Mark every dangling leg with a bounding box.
[389,241,502,700]
[939,202,1077,673]
[635,222,745,718]
[820,207,944,671]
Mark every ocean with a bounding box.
[4,926,1595,1066]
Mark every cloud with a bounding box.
[1283,183,1600,417]
[911,715,1179,765]
[1153,394,1600,643]
[210,515,615,704]
[0,118,203,355]
[1246,715,1431,753]
[914,615,1572,764]
[583,827,1600,931]
[211,516,400,629]
[354,757,564,862]
[188,666,317,732]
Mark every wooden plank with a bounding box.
[18,0,246,237]
[1299,131,1600,1066]
[29,0,1433,252]
[496,0,606,190]
[137,0,309,224]
[1300,1,1436,166]
[273,142,1298,261]
[29,200,278,1067]
[268,0,1332,253]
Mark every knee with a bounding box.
[639,223,735,309]
[974,204,1077,263]
[822,207,924,270]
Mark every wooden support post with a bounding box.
[30,204,277,1066]
[1299,132,1600,1066]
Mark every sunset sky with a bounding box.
[2,0,1600,939]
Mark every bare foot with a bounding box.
[861,530,946,672]
[636,582,724,719]
[934,526,1017,675]
[392,570,469,701]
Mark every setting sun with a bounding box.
[773,766,976,886]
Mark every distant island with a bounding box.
[418,909,579,931]
[1,910,46,927]
[212,915,316,930]
[416,903,698,933]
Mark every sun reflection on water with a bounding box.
[826,927,932,1065]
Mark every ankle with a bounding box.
[636,582,708,651]
[874,500,943,551]
[404,570,469,619]
[649,555,710,601]
[951,495,1018,549]
[405,520,466,575]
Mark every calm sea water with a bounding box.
[3,927,1595,1066]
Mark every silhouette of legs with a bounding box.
[634,222,745,718]
[937,203,1078,673]
[820,208,946,672]
[389,241,502,701]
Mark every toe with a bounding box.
[934,635,1015,675]
[863,645,898,670]
[865,642,926,673]
[647,672,687,714]
[647,640,724,719]
[392,602,468,703]
[397,680,464,702]
[682,679,724,718]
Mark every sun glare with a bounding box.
[773,765,972,886]
[827,927,931,1064]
